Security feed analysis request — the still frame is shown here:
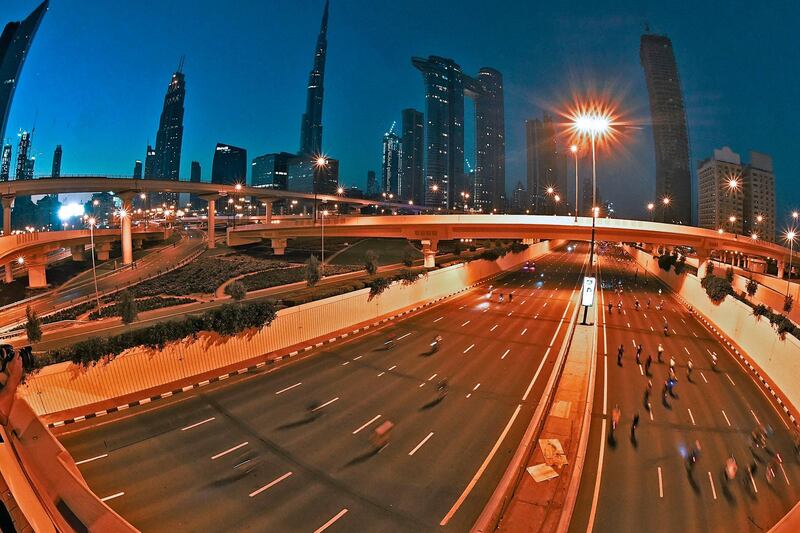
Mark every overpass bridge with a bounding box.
[226,214,794,271]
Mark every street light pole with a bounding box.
[591,133,597,210]
[571,145,579,222]
[88,218,101,312]
[787,234,795,297]
[321,208,327,278]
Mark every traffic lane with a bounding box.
[62,248,584,528]
[591,252,800,532]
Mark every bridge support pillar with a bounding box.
[778,262,786,279]
[696,249,711,278]
[207,198,216,249]
[26,254,47,289]
[271,238,287,255]
[117,192,134,265]
[70,245,85,262]
[3,262,12,283]
[421,239,438,268]
[263,200,273,224]
[95,242,111,261]
[2,196,12,284]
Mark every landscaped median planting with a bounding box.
[87,296,196,320]
[239,264,361,291]
[38,301,278,369]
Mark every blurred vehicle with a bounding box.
[522,261,536,272]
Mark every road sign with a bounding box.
[582,276,596,307]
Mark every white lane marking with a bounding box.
[627,322,631,328]
[688,408,696,426]
[353,355,362,360]
[377,371,385,377]
[658,467,664,498]
[522,348,550,401]
[643,313,648,319]
[462,320,471,327]
[649,409,654,421]
[650,326,654,331]
[681,318,687,324]
[534,314,539,319]
[693,331,698,337]
[440,405,522,526]
[726,374,736,386]
[409,432,434,456]
[434,317,444,323]
[312,397,339,412]
[463,344,475,354]
[750,471,759,493]
[341,361,350,366]
[722,410,731,426]
[684,347,690,355]
[275,383,302,395]
[588,418,607,531]
[631,339,637,348]
[672,329,677,335]
[353,414,382,435]
[780,463,791,485]
[472,383,481,391]
[397,333,412,340]
[75,453,108,466]
[501,349,510,360]
[459,305,466,310]
[419,383,426,388]
[428,374,438,381]
[211,442,248,460]
[638,364,644,376]
[543,302,548,307]
[181,417,216,431]
[520,328,528,336]
[490,324,498,332]
[508,311,513,316]
[249,472,293,497]
[708,472,717,500]
[700,371,708,383]
[100,492,125,502]
[314,509,349,533]
[750,410,761,425]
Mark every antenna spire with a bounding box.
[177,55,185,73]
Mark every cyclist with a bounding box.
[384,335,397,350]
[617,344,624,366]
[657,343,664,362]
[437,378,449,399]
[635,344,643,365]
[611,404,621,434]
[430,335,442,353]
[687,359,694,381]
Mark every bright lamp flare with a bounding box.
[315,157,327,166]
[573,113,611,136]
[787,231,797,242]
[727,177,739,191]
[570,144,578,153]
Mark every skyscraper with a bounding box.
[525,114,562,214]
[697,147,744,234]
[742,152,776,242]
[0,144,11,181]
[474,68,505,212]
[299,0,329,156]
[15,130,31,179]
[640,32,692,224]
[144,145,157,178]
[154,67,186,182]
[252,152,293,190]
[401,108,424,205]
[211,143,247,185]
[189,160,204,208]
[366,170,378,197]
[0,1,48,145]
[51,144,61,178]
[133,160,142,179]
[412,55,482,209]
[381,123,401,195]
[287,156,338,195]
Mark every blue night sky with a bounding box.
[4,0,799,220]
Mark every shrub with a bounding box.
[364,250,379,275]
[397,269,420,286]
[25,305,42,343]
[784,294,794,313]
[118,290,139,324]
[674,255,687,275]
[746,277,758,297]
[367,277,391,301]
[225,281,247,301]
[453,240,462,256]
[304,255,321,287]
[725,267,734,283]
[752,303,770,318]
[478,249,502,261]
[705,261,715,278]
[771,314,796,339]
[702,275,732,303]
[402,249,415,267]
[509,242,529,254]
[657,254,673,272]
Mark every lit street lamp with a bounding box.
[647,202,655,221]
[785,230,797,297]
[320,208,329,278]
[87,217,101,313]
[661,197,671,221]
[570,144,579,222]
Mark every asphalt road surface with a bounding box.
[58,244,586,532]
[570,244,800,533]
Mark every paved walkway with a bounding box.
[499,304,596,532]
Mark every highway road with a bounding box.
[57,244,585,532]
[0,229,206,331]
[570,244,800,533]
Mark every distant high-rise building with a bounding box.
[742,152,776,242]
[640,32,692,224]
[287,156,338,195]
[299,0,329,156]
[0,1,48,145]
[211,143,247,186]
[381,123,401,195]
[133,160,142,179]
[144,145,157,178]
[401,108,424,205]
[474,68,505,212]
[697,147,744,235]
[189,160,204,208]
[510,181,527,213]
[51,144,61,178]
[23,155,34,180]
[153,65,186,206]
[0,143,11,181]
[412,55,484,209]
[525,115,562,214]
[366,170,378,197]
[15,130,31,179]
[251,152,293,190]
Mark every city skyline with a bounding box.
[4,0,799,219]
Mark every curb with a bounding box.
[47,269,510,429]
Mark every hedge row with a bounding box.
[239,264,360,292]
[41,301,278,368]
[88,297,196,320]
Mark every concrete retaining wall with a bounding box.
[628,246,800,420]
[19,240,562,418]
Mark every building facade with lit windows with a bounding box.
[474,68,505,213]
[697,147,744,235]
[401,108,424,205]
[211,143,248,186]
[381,125,401,196]
[525,114,564,214]
[287,156,338,195]
[742,151,776,242]
[252,152,293,190]
[0,143,11,181]
[51,144,61,178]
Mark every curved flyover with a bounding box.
[226,214,793,269]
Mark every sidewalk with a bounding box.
[499,304,597,532]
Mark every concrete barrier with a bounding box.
[19,240,564,420]
[628,245,800,422]
[5,398,135,532]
